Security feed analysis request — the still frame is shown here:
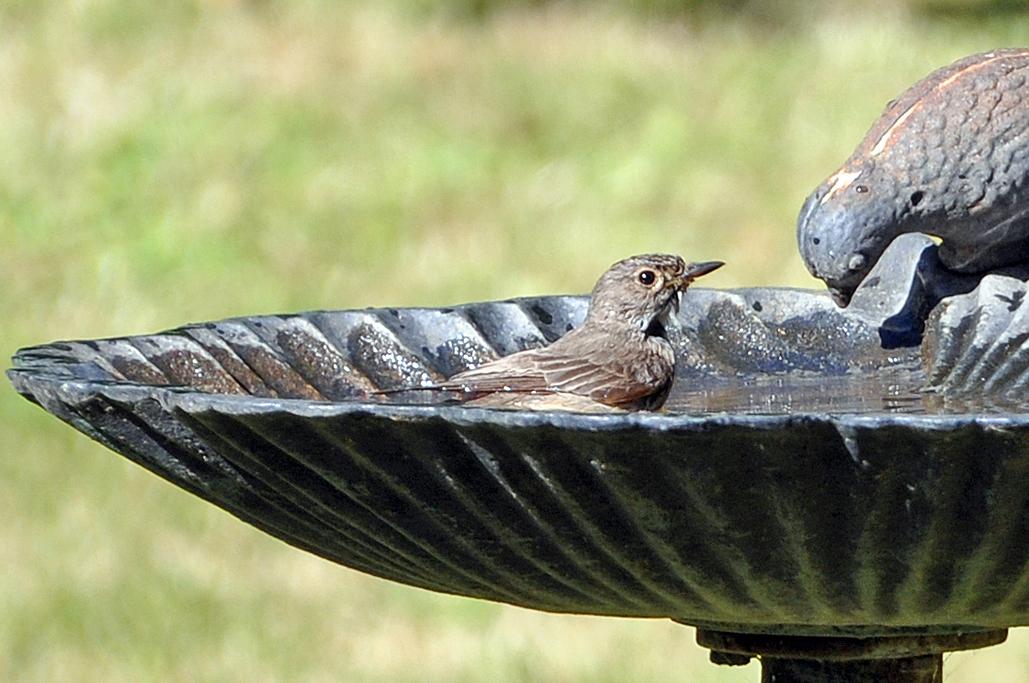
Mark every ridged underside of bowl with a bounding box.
[9,291,1029,636]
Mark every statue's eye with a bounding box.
[638,270,656,286]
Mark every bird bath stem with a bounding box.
[697,629,1007,682]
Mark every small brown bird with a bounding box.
[438,254,723,411]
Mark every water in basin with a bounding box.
[664,366,1028,416]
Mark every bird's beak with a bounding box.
[682,260,724,283]
[829,285,854,308]
[666,261,723,315]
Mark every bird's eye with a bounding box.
[638,270,656,286]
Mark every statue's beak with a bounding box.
[829,285,854,308]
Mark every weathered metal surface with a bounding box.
[8,288,1029,638]
[797,48,1029,306]
[922,274,1029,396]
[698,629,1007,682]
[696,629,1007,660]
[758,655,943,683]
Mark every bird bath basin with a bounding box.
[8,237,1029,682]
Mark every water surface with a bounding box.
[665,367,1028,416]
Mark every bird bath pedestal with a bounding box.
[697,630,1007,682]
[8,238,1029,683]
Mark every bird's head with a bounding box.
[796,166,904,307]
[587,253,724,332]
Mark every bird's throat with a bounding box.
[644,317,667,339]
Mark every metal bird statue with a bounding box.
[797,48,1029,307]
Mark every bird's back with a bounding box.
[443,323,676,410]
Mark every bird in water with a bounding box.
[407,254,723,412]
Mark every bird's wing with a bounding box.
[439,349,552,394]
[442,330,669,408]
[534,343,668,408]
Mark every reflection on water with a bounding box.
[665,367,1029,416]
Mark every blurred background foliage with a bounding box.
[3,1,1029,681]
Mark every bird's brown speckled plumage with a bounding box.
[441,254,723,411]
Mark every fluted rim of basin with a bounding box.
[14,356,1029,427]
[10,286,1029,424]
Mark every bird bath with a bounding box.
[8,236,1029,683]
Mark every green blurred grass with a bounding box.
[3,2,1029,681]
